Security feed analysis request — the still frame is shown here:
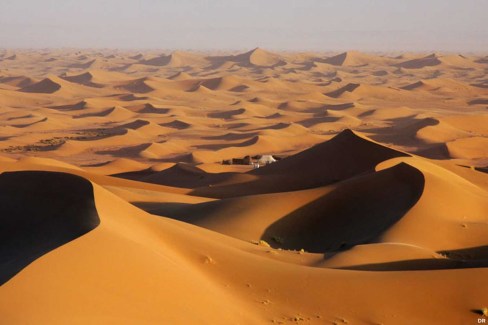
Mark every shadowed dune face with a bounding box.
[325,83,360,97]
[133,163,238,188]
[333,244,488,271]
[49,100,87,111]
[261,163,425,253]
[334,244,488,271]
[19,78,61,93]
[0,171,99,285]
[395,54,442,69]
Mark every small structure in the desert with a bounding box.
[230,155,252,165]
[222,154,279,167]
[257,154,276,166]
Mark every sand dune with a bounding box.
[261,162,424,252]
[0,75,37,88]
[190,130,408,197]
[118,77,156,93]
[70,58,97,69]
[200,76,248,91]
[160,119,192,129]
[167,71,193,80]
[139,51,208,68]
[49,100,88,111]
[395,53,442,69]
[19,78,61,93]
[401,78,480,96]
[321,51,391,67]
[167,50,210,67]
[125,102,170,114]
[151,162,424,253]
[240,48,285,67]
[83,158,150,175]
[447,137,488,159]
[325,82,360,97]
[209,48,285,68]
[1,49,488,324]
[139,54,172,66]
[60,71,104,88]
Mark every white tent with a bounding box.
[257,155,276,166]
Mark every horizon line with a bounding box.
[1,47,488,55]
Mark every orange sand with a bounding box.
[1,49,488,324]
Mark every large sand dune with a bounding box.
[1,49,488,324]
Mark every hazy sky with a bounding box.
[0,0,486,51]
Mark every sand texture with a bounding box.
[1,49,488,324]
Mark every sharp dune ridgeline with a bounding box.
[1,49,488,324]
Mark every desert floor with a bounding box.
[1,48,488,324]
